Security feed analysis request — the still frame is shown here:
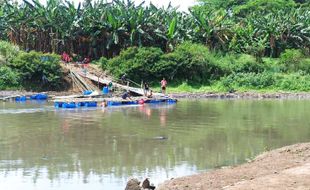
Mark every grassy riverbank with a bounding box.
[153,83,310,94]
[152,83,305,94]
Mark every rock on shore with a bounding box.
[125,178,141,190]
[125,178,156,190]
[157,143,310,190]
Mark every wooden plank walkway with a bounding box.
[0,95,20,101]
[76,70,165,97]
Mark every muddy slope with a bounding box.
[158,143,310,190]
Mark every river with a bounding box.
[0,100,309,189]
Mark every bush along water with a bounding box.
[0,66,20,90]
[104,42,228,85]
[10,51,63,91]
[0,41,64,91]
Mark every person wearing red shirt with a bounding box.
[160,78,167,95]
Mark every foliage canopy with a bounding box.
[0,0,308,59]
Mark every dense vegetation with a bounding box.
[0,41,63,90]
[101,42,310,91]
[0,0,309,59]
[0,0,310,92]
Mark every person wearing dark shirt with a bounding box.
[143,82,150,96]
[122,91,132,100]
[121,74,127,84]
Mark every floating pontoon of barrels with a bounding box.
[53,97,177,109]
[0,93,48,102]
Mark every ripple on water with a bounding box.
[0,107,54,114]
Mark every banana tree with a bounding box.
[190,8,232,50]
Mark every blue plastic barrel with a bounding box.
[102,87,109,94]
[108,101,121,106]
[36,94,48,100]
[63,102,76,108]
[85,102,97,107]
[107,101,113,106]
[30,95,37,99]
[125,101,138,105]
[30,94,48,100]
[149,100,161,104]
[54,102,63,108]
[77,102,85,107]
[83,91,92,95]
[15,96,27,101]
[167,99,177,103]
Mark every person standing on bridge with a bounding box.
[121,73,127,84]
[143,82,150,96]
[108,82,113,92]
[161,77,167,95]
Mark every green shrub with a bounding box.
[0,41,20,64]
[262,57,282,73]
[298,58,310,73]
[230,54,265,73]
[279,49,306,72]
[0,55,5,65]
[0,66,20,89]
[106,47,139,79]
[106,47,163,82]
[11,51,62,90]
[157,42,228,84]
[221,72,275,90]
[219,72,310,92]
[95,57,108,70]
[274,73,310,91]
[104,42,229,84]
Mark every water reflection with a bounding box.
[0,100,310,189]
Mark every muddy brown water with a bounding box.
[0,100,310,189]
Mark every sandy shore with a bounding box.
[157,143,310,190]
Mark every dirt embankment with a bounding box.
[158,143,310,190]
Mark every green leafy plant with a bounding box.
[230,54,265,73]
[11,51,62,90]
[280,49,306,72]
[0,41,20,64]
[220,72,275,90]
[0,66,20,89]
